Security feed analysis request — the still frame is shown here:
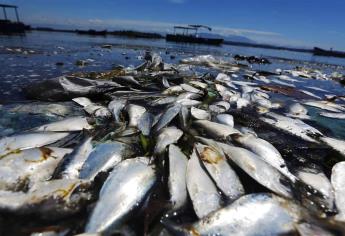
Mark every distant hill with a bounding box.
[198,32,256,44]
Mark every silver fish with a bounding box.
[180,84,202,94]
[154,127,183,155]
[0,179,91,217]
[154,103,182,132]
[297,167,334,211]
[0,132,70,157]
[138,112,155,136]
[186,149,221,218]
[193,120,240,140]
[219,142,292,198]
[162,86,183,95]
[215,114,234,127]
[320,112,345,119]
[304,101,343,113]
[178,106,189,130]
[191,107,210,120]
[168,145,188,210]
[331,161,345,221]
[79,142,134,180]
[287,103,310,120]
[162,77,170,88]
[0,147,72,191]
[176,99,202,107]
[108,99,127,122]
[232,133,297,182]
[85,157,156,234]
[73,97,93,107]
[320,137,345,157]
[113,76,140,87]
[195,143,244,201]
[163,193,304,236]
[54,137,93,179]
[34,116,93,132]
[126,104,146,127]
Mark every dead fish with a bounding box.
[195,143,244,201]
[263,112,322,143]
[85,157,156,234]
[320,112,345,119]
[231,133,297,182]
[276,75,299,83]
[236,98,250,109]
[272,79,296,87]
[189,81,208,89]
[126,104,146,127]
[79,142,134,180]
[212,101,231,111]
[295,223,334,236]
[162,77,170,88]
[0,132,70,157]
[154,127,183,155]
[193,120,240,140]
[108,99,127,122]
[191,107,210,120]
[300,90,322,99]
[178,106,189,130]
[215,114,234,127]
[287,103,310,120]
[168,145,188,210]
[0,179,91,217]
[162,86,183,95]
[304,101,343,113]
[0,147,72,191]
[331,161,345,221]
[113,76,140,87]
[73,97,93,107]
[138,112,155,136]
[176,92,202,101]
[150,96,177,106]
[219,142,292,198]
[186,149,221,218]
[296,167,335,211]
[163,193,304,236]
[320,137,345,156]
[154,103,182,132]
[176,99,202,107]
[180,84,202,94]
[34,116,93,131]
[54,137,93,179]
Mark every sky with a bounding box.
[3,0,345,50]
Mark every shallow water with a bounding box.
[1,31,345,102]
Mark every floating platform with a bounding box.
[0,20,29,34]
[166,34,224,45]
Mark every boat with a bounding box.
[0,4,30,34]
[313,47,345,58]
[166,25,224,46]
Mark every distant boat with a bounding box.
[313,47,345,58]
[0,4,30,34]
[76,29,108,36]
[166,25,224,46]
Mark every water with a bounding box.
[1,31,345,102]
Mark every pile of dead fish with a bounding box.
[2,52,345,236]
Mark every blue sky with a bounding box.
[3,0,345,50]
